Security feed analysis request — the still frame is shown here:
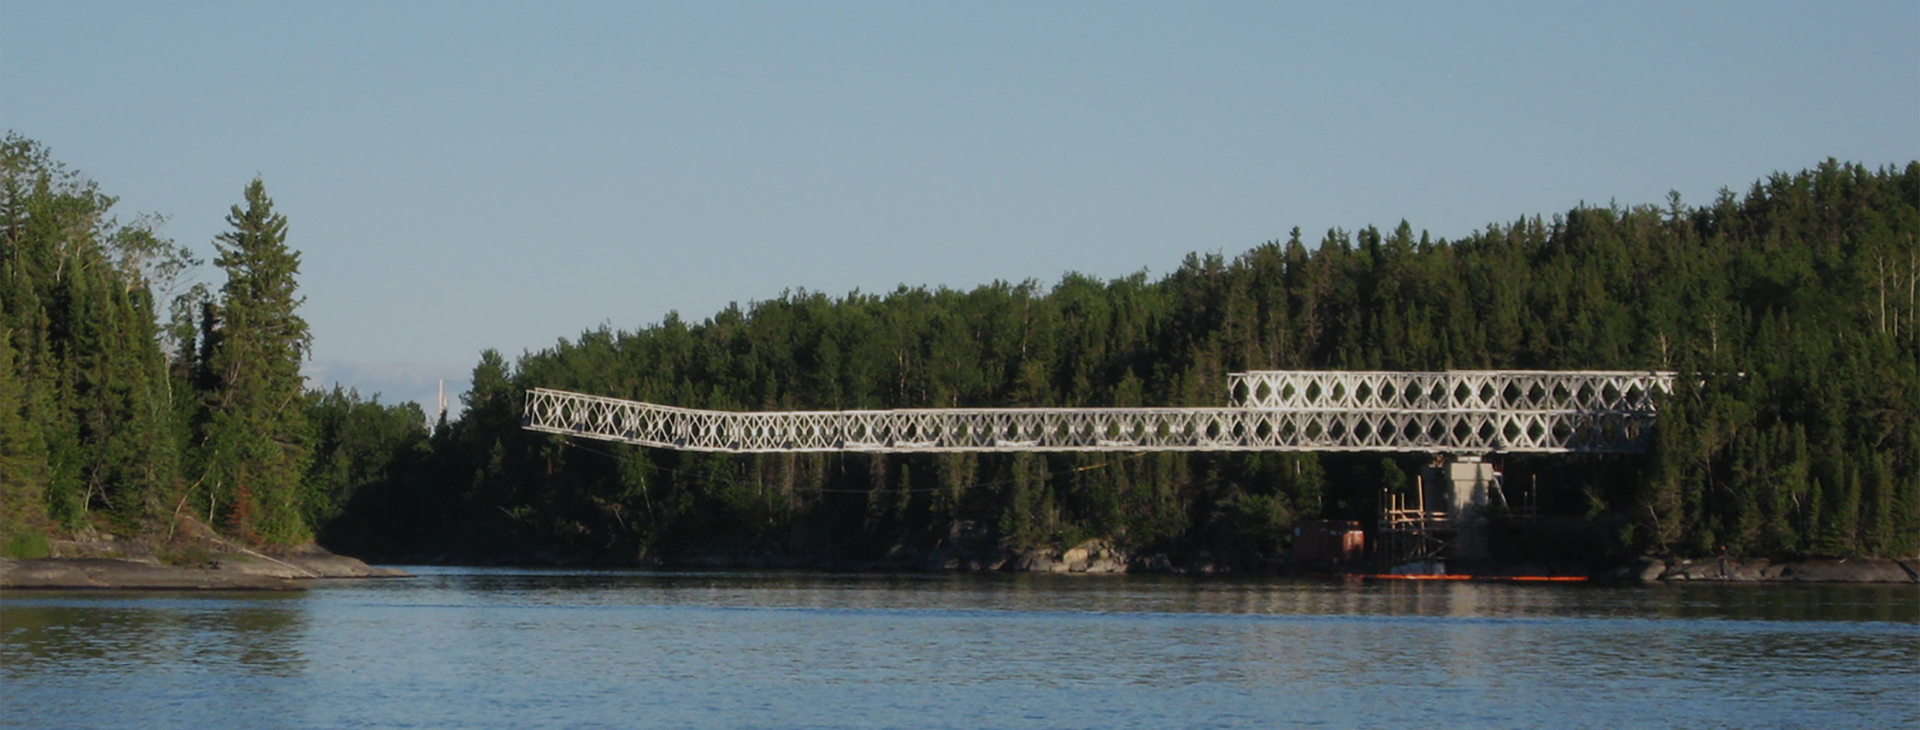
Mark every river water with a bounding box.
[3,568,1916,729]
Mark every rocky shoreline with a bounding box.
[394,537,1920,584]
[0,553,407,591]
[0,532,408,591]
[10,527,1913,587]
[942,548,1920,583]
[1622,556,1920,584]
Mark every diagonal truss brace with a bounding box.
[523,370,1673,455]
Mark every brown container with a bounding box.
[1292,520,1365,570]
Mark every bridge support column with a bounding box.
[1433,455,1505,561]
[1380,454,1508,572]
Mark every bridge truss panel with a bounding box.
[523,371,1671,454]
[1227,370,1673,413]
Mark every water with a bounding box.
[4,569,1917,729]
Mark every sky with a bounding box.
[3,1,1916,410]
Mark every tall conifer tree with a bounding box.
[197,179,312,544]
[2,133,182,540]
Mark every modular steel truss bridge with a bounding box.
[523,370,1675,455]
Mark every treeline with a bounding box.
[2,131,1914,566]
[0,133,426,556]
[342,159,1918,565]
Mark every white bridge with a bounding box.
[523,370,1674,455]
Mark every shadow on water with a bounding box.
[371,566,1920,624]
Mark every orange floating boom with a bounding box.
[1364,574,1588,582]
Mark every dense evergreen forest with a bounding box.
[0,133,406,556]
[3,131,1915,569]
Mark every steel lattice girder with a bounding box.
[522,370,1674,454]
[1226,370,1673,413]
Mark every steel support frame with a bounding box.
[523,370,1672,455]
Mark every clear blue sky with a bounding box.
[4,1,1916,408]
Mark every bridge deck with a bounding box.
[523,371,1672,454]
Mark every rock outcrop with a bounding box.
[1007,539,1131,573]
[1628,557,1920,583]
[1,533,407,591]
[1,557,304,590]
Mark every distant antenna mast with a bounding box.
[437,378,447,425]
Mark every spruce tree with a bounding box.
[2,133,183,540]
[196,179,312,544]
[0,296,52,556]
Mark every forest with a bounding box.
[3,130,1916,570]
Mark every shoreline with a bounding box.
[0,552,409,591]
[1626,556,1920,584]
[366,544,1920,584]
[7,543,1914,589]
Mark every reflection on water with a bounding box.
[370,569,1920,620]
[4,571,1916,729]
[5,593,307,676]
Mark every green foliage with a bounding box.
[373,160,1916,565]
[302,386,429,531]
[1,529,49,559]
[4,131,1912,566]
[1,135,334,551]
[1,132,185,543]
[1220,491,1293,559]
[0,293,51,550]
[192,179,314,545]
